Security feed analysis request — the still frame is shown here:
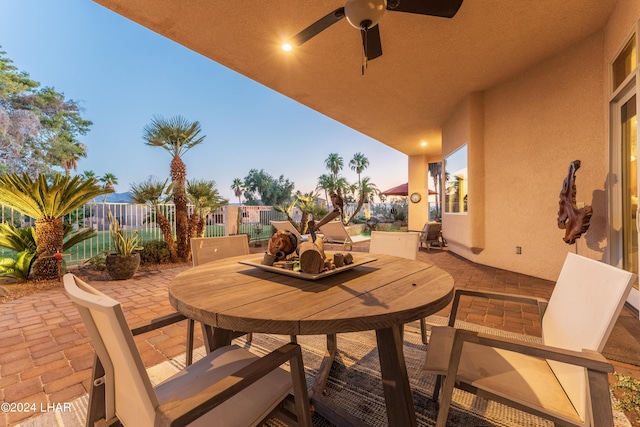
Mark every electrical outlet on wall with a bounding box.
[516,246,522,254]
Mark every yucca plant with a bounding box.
[0,172,111,280]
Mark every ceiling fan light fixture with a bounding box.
[345,0,387,29]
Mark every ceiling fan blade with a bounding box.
[291,7,346,46]
[387,0,464,18]
[361,25,383,60]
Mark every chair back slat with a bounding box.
[191,235,250,266]
[270,220,304,239]
[64,274,158,426]
[370,231,419,260]
[542,252,635,423]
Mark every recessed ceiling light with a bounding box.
[282,43,292,52]
[420,141,427,147]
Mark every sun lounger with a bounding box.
[318,220,370,250]
[270,220,310,241]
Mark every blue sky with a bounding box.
[0,0,409,202]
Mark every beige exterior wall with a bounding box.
[431,5,639,281]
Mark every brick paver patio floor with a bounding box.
[1,243,638,426]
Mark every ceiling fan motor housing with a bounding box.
[345,0,387,29]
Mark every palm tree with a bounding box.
[130,177,178,262]
[316,174,334,206]
[100,173,118,202]
[57,142,87,176]
[187,179,228,239]
[349,152,369,187]
[324,153,343,177]
[0,173,111,280]
[428,162,442,218]
[230,178,244,205]
[346,177,379,224]
[143,115,205,261]
[81,170,96,180]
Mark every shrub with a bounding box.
[139,240,172,265]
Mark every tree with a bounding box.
[81,170,96,180]
[349,152,369,187]
[56,142,87,176]
[325,153,343,177]
[0,173,111,280]
[242,169,294,207]
[0,48,92,177]
[130,177,177,261]
[99,173,118,202]
[230,178,244,205]
[428,162,442,218]
[143,115,205,261]
[345,177,379,224]
[316,174,349,205]
[186,179,228,238]
[316,174,333,206]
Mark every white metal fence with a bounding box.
[0,203,288,266]
[0,200,427,266]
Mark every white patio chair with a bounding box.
[424,252,635,427]
[187,235,252,364]
[64,273,311,427]
[369,231,430,344]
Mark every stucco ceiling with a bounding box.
[94,0,617,158]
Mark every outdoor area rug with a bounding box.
[603,308,640,366]
[17,317,631,427]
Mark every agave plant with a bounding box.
[0,173,111,280]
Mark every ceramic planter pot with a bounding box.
[105,253,140,280]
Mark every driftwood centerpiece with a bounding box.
[297,237,326,274]
[267,230,297,261]
[263,192,349,273]
[557,160,593,244]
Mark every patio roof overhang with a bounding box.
[93,0,617,159]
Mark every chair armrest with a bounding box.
[435,327,614,427]
[155,343,311,427]
[452,328,612,373]
[449,289,549,326]
[131,312,188,336]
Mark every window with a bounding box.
[444,145,468,213]
[613,36,637,92]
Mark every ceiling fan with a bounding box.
[285,0,464,67]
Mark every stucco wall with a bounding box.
[443,32,607,281]
[407,155,432,231]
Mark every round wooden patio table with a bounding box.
[169,252,454,427]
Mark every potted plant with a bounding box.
[106,211,143,280]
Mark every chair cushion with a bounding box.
[423,326,582,425]
[155,345,292,427]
